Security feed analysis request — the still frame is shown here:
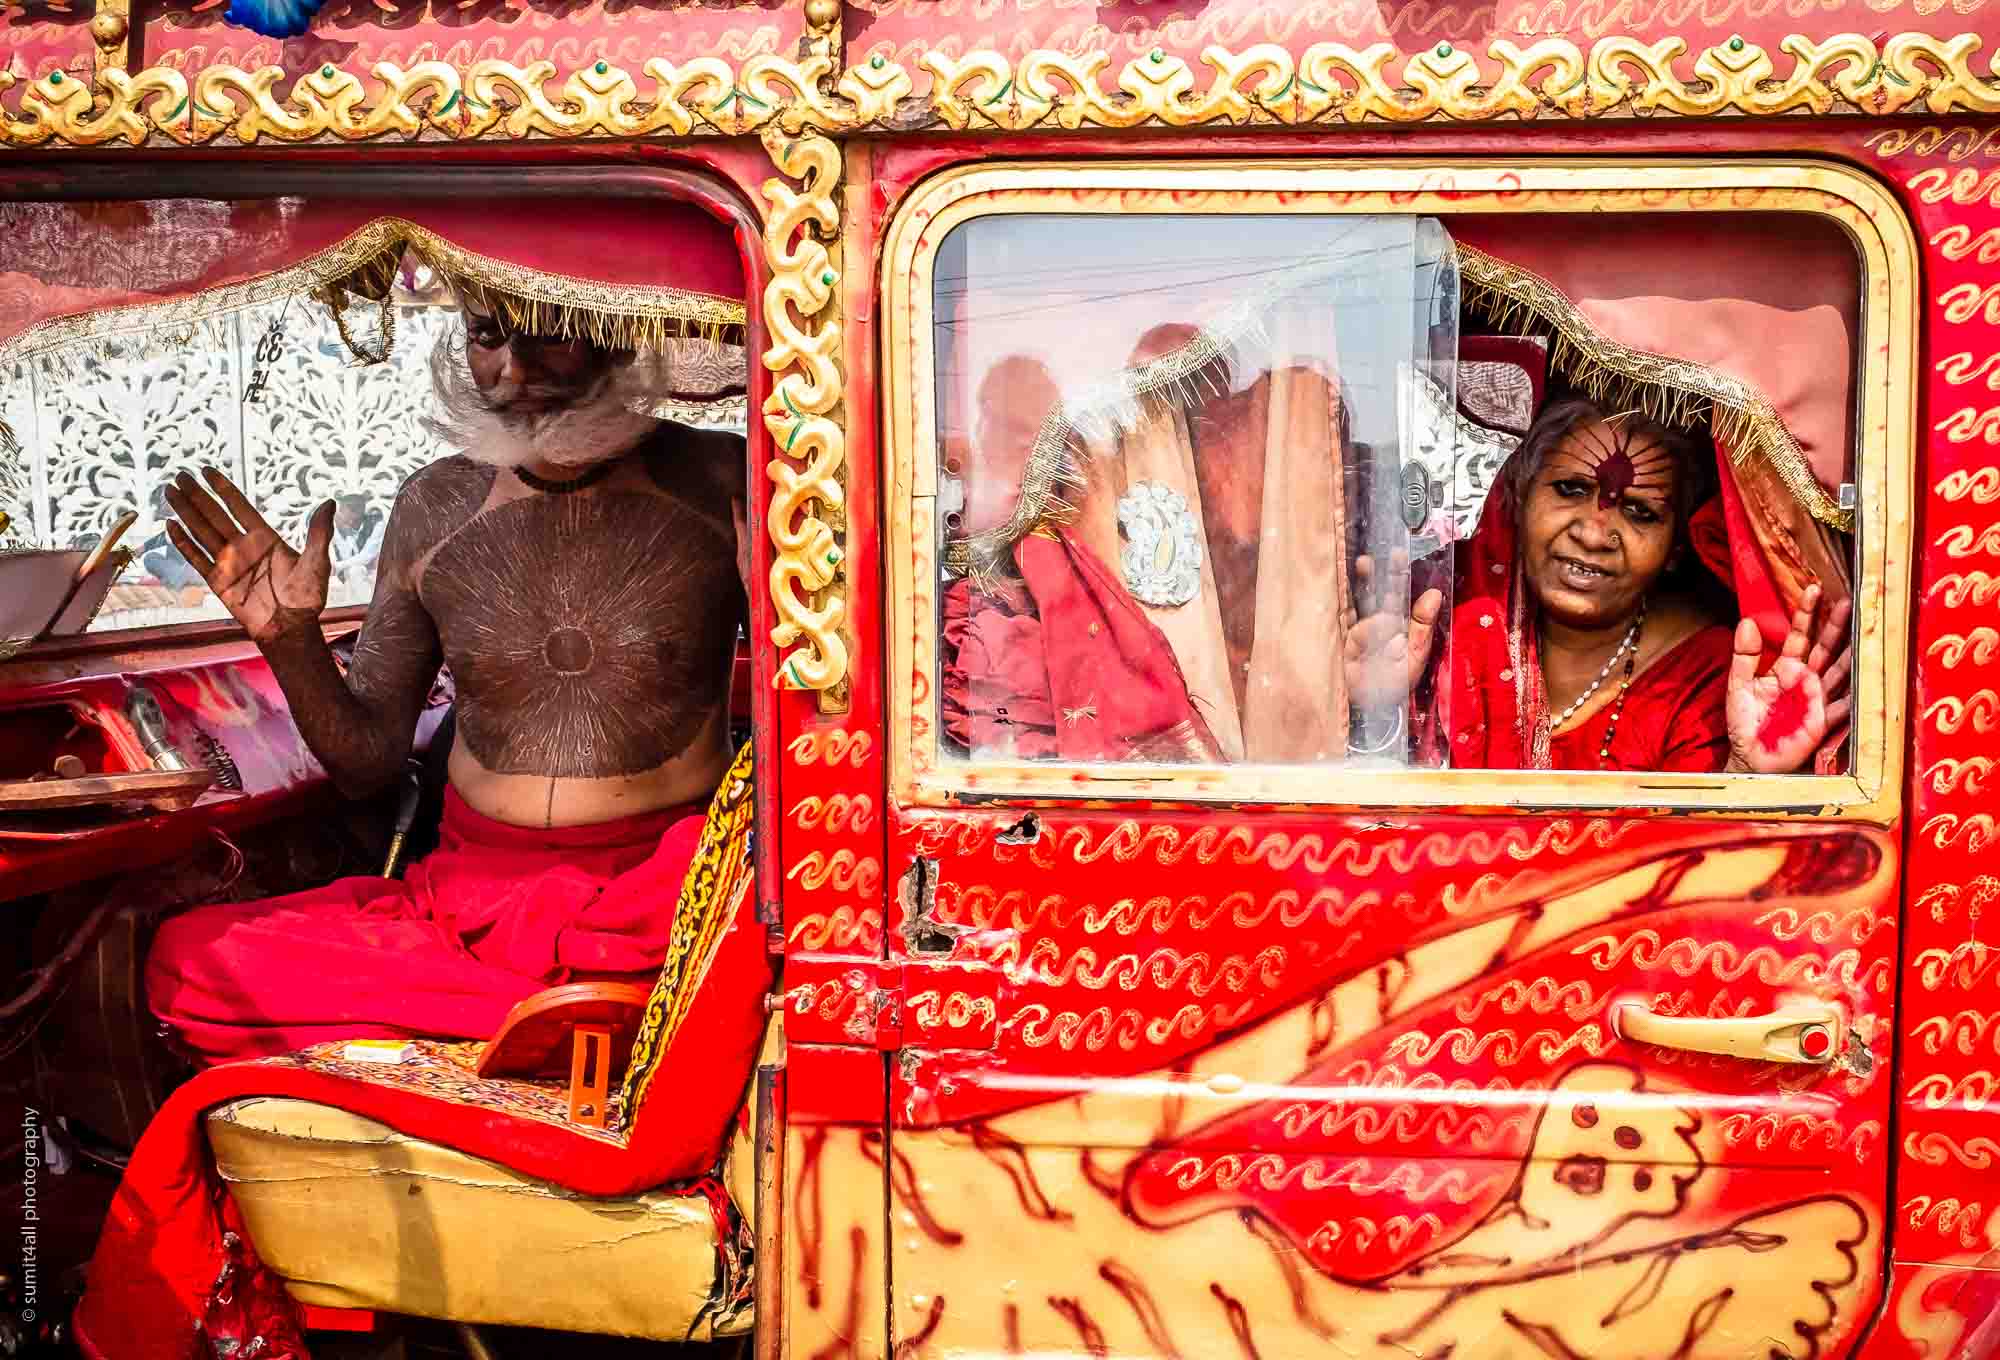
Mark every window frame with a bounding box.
[0,163,755,660]
[881,158,1916,823]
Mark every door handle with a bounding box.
[1613,1003,1842,1065]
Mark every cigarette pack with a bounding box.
[340,1039,416,1064]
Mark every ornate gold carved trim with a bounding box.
[1,33,1996,148]
[759,128,849,710]
[88,0,132,87]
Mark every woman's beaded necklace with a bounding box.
[1550,603,1646,737]
[1595,618,1644,764]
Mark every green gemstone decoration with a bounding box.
[48,70,62,84]
[870,53,885,69]
[321,64,335,77]
[1435,41,1452,57]
[595,60,608,74]
[1150,48,1164,62]
[1728,35,1744,50]
[821,271,835,285]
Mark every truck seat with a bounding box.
[203,1060,760,1339]
[193,743,770,1341]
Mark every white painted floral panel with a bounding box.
[0,305,446,632]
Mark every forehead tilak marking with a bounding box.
[1565,414,1672,511]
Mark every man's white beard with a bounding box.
[424,338,667,470]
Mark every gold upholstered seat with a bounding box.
[205,1082,759,1340]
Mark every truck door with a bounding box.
[847,157,1913,1360]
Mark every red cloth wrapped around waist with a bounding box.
[411,789,704,981]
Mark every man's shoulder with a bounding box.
[639,423,746,503]
[401,453,495,497]
[639,421,745,465]
[396,455,497,523]
[379,458,497,572]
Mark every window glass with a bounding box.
[930,209,1861,781]
[934,213,1459,768]
[0,199,747,639]
[0,199,445,633]
[1,298,450,632]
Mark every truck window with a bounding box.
[884,162,1913,815]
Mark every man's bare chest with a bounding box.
[415,488,739,778]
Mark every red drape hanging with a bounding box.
[0,195,746,364]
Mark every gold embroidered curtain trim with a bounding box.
[944,265,1325,578]
[1455,243,1852,534]
[0,216,748,373]
[335,220,747,356]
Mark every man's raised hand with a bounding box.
[165,467,334,644]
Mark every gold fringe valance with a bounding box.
[943,259,1350,578]
[1456,244,1852,534]
[0,216,748,375]
[319,220,747,361]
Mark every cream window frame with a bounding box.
[881,159,1915,823]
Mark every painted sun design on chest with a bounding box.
[421,491,739,779]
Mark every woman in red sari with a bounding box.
[1357,397,1851,773]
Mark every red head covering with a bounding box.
[1433,422,1737,775]
[942,530,1222,764]
[1436,444,1551,770]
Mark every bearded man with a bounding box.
[146,301,750,1065]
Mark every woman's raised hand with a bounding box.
[165,467,335,645]
[1343,552,1446,710]
[1724,583,1853,774]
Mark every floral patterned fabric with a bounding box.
[269,1039,627,1144]
[621,741,757,1117]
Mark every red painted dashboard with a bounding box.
[0,623,753,900]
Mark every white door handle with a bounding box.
[1613,1003,1842,1065]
